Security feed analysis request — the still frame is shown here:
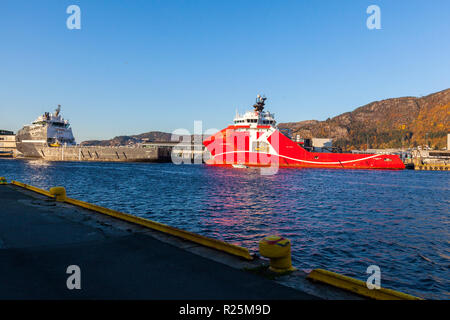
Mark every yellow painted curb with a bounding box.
[10,181,253,261]
[307,269,423,300]
[11,180,54,198]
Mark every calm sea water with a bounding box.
[1,158,449,299]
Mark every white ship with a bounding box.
[16,105,76,157]
[15,106,170,162]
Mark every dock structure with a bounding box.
[0,183,316,299]
[18,145,173,162]
[408,149,450,171]
[144,141,210,163]
[14,142,210,163]
[414,164,449,171]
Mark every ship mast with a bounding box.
[253,94,266,113]
[55,105,61,117]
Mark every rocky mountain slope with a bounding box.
[278,88,449,150]
[80,131,176,146]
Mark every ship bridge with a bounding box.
[32,105,69,127]
[233,95,276,127]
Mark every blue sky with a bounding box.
[0,0,449,142]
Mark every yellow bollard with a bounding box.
[259,235,297,273]
[0,177,7,185]
[49,186,66,202]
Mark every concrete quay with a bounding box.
[19,145,173,162]
[0,184,326,300]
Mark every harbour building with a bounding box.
[0,130,16,157]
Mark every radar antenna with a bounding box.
[253,94,266,112]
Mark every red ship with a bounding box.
[203,95,405,170]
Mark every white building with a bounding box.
[0,130,16,155]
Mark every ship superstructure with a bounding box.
[203,95,405,170]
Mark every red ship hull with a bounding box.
[203,125,405,170]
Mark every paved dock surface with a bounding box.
[0,185,317,299]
